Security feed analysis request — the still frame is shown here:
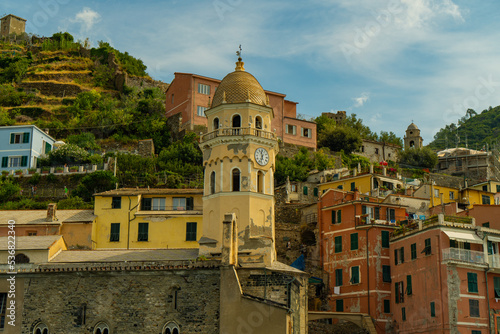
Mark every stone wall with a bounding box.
[20,267,221,333]
[19,81,86,97]
[127,75,170,92]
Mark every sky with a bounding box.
[3,0,500,145]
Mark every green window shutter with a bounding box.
[402,307,406,321]
[383,300,391,313]
[23,132,30,143]
[395,249,398,265]
[138,223,149,241]
[336,299,343,312]
[494,277,500,298]
[374,207,380,220]
[335,269,343,286]
[464,242,471,250]
[335,236,342,253]
[21,156,28,167]
[383,265,391,282]
[337,210,342,223]
[313,187,318,197]
[350,182,355,191]
[1,157,8,168]
[45,142,52,153]
[382,231,389,248]
[331,210,336,224]
[395,282,400,303]
[10,133,15,144]
[400,247,404,263]
[362,205,367,215]
[468,272,478,293]
[351,266,359,284]
[430,302,435,317]
[186,197,194,210]
[411,243,417,260]
[406,275,412,295]
[110,223,120,242]
[142,198,152,211]
[186,222,197,241]
[303,186,308,195]
[351,233,358,250]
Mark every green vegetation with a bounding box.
[398,147,438,169]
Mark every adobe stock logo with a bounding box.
[340,0,403,64]
[442,74,500,124]
[213,0,243,21]
[26,0,71,34]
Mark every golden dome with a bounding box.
[211,58,267,108]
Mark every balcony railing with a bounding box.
[442,248,485,265]
[139,206,203,212]
[488,254,500,269]
[201,127,276,142]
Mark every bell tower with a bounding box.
[198,55,278,265]
[404,122,423,149]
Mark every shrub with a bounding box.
[58,196,93,209]
[47,144,90,165]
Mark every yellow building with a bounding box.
[93,188,203,249]
[469,180,500,194]
[428,184,460,207]
[318,172,403,197]
[417,183,495,209]
[198,56,279,265]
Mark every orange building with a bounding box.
[318,188,407,333]
[389,214,500,333]
[165,72,317,149]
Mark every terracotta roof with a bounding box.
[50,249,199,263]
[0,235,62,250]
[0,210,95,225]
[94,188,203,196]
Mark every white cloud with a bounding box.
[71,7,101,33]
[352,93,370,108]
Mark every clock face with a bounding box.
[255,148,269,166]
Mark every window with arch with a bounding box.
[409,141,415,147]
[210,171,216,194]
[213,117,219,130]
[163,322,180,334]
[232,114,241,135]
[257,171,264,193]
[232,169,241,192]
[15,253,30,263]
[255,116,262,129]
[33,323,49,334]
[93,322,109,334]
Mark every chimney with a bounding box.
[46,203,57,222]
[353,189,360,200]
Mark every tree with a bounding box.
[378,131,403,147]
[398,147,438,169]
[72,171,118,202]
[157,133,203,179]
[318,125,363,154]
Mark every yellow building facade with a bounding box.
[93,188,203,249]
[318,172,403,197]
[198,57,279,265]
[428,184,495,209]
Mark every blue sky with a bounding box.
[3,0,500,145]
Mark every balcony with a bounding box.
[442,248,486,266]
[136,206,203,215]
[201,127,276,142]
[488,254,500,269]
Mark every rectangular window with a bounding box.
[111,196,121,209]
[1,157,7,168]
[374,207,380,220]
[45,141,52,154]
[350,266,360,284]
[497,185,500,193]
[350,233,358,250]
[467,272,478,293]
[383,299,390,314]
[335,269,343,286]
[336,299,343,312]
[138,222,149,241]
[482,195,491,205]
[8,156,21,168]
[152,198,166,210]
[406,275,412,295]
[142,197,152,211]
[411,243,417,260]
[400,247,404,264]
[301,127,312,138]
[402,307,406,321]
[494,277,500,298]
[434,189,439,197]
[483,185,488,191]
[197,106,207,117]
[337,210,342,224]
[10,132,24,144]
[303,186,308,195]
[383,265,391,282]
[0,293,6,330]
[331,210,336,224]
[396,281,404,304]
[198,83,210,95]
[335,236,342,253]
[350,182,356,191]
[313,187,318,197]
[423,238,431,255]
[471,331,482,334]
[186,222,197,241]
[469,299,479,317]
[395,249,399,265]
[382,231,389,248]
[430,301,435,317]
[286,124,296,135]
[110,223,120,242]
[173,197,186,210]
[387,208,396,222]
[449,191,455,200]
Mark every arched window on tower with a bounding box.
[232,115,241,135]
[255,116,262,137]
[232,169,241,192]
[410,141,415,147]
[210,171,216,194]
[213,117,219,131]
[257,171,264,193]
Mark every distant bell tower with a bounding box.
[404,122,423,149]
[198,53,279,265]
